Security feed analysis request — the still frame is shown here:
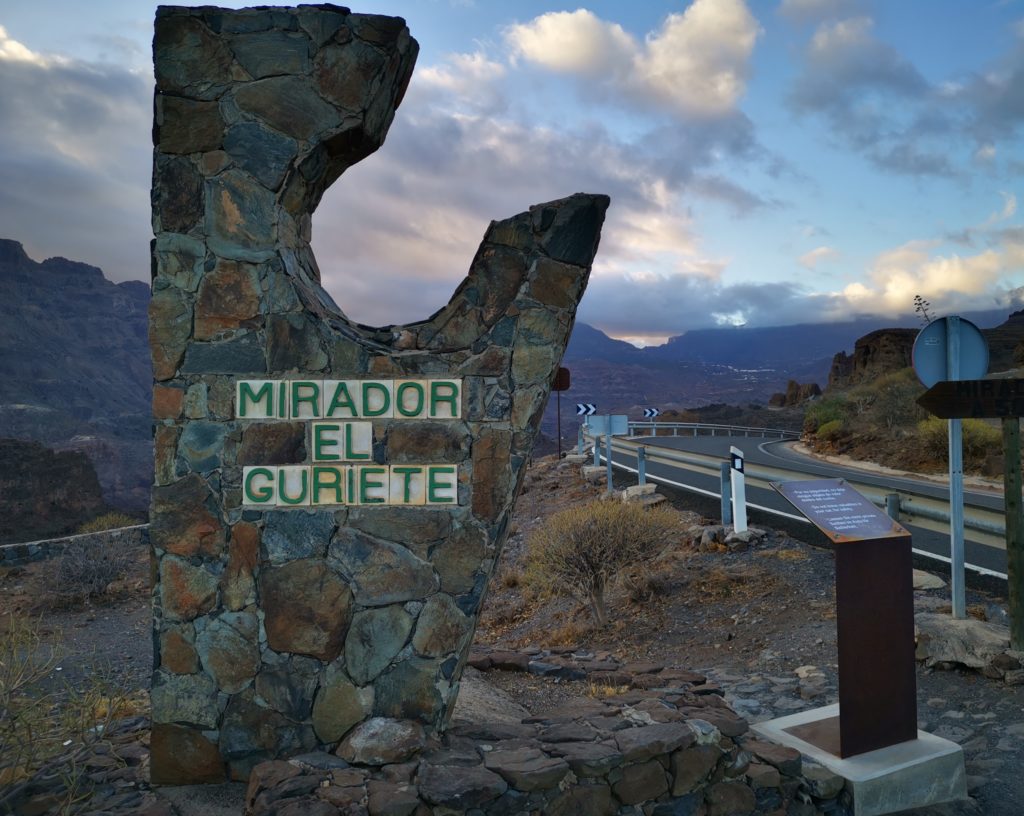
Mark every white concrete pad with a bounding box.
[752,704,967,816]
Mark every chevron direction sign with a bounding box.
[643,408,660,418]
[576,403,597,416]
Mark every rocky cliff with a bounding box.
[827,312,1024,390]
[0,438,108,544]
[0,239,151,509]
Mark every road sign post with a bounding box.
[913,316,989,621]
[637,446,647,486]
[553,367,570,458]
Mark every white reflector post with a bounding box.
[730,445,748,533]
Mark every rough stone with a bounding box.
[195,612,260,693]
[704,780,756,816]
[256,655,320,721]
[156,156,204,233]
[157,96,223,155]
[261,559,353,660]
[742,739,801,777]
[615,722,696,762]
[232,29,311,79]
[483,747,571,791]
[224,122,298,191]
[234,76,341,141]
[206,169,278,261]
[262,510,334,563]
[346,605,415,685]
[150,723,225,785]
[181,332,267,374]
[177,421,229,472]
[329,529,438,606]
[160,625,199,674]
[916,612,1011,668]
[386,422,470,464]
[373,658,443,722]
[160,555,218,621]
[546,741,623,777]
[151,473,222,558]
[151,671,219,728]
[194,259,262,340]
[221,521,259,610]
[671,744,722,795]
[613,759,669,805]
[417,763,508,810]
[237,422,306,466]
[220,689,317,766]
[312,664,374,743]
[337,717,426,765]
[413,593,471,657]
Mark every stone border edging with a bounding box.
[243,652,851,815]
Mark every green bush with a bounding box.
[817,419,845,441]
[917,416,1002,464]
[525,501,678,626]
[803,397,848,434]
[76,512,139,535]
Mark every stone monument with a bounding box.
[149,4,609,782]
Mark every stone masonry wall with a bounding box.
[150,4,609,783]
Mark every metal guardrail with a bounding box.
[584,428,1006,552]
[627,421,801,440]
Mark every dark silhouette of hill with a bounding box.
[0,239,151,510]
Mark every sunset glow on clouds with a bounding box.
[1,2,1023,345]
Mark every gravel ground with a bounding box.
[2,454,1022,815]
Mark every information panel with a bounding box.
[772,478,909,543]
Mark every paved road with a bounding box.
[605,433,1008,578]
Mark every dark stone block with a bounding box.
[540,194,610,267]
[181,333,267,374]
[156,156,203,233]
[224,123,297,191]
[232,30,311,79]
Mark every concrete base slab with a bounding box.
[752,704,967,816]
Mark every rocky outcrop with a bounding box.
[0,438,108,544]
[0,239,151,509]
[768,380,821,407]
[827,328,917,389]
[149,4,609,784]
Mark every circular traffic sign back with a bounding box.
[912,316,989,388]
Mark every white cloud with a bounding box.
[0,25,57,66]
[838,239,1008,315]
[0,27,151,283]
[505,0,761,119]
[417,51,505,97]
[799,245,839,269]
[505,9,635,76]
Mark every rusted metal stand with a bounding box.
[774,479,918,758]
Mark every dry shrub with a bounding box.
[0,617,130,812]
[43,535,138,608]
[75,512,139,535]
[525,500,678,626]
[545,616,593,648]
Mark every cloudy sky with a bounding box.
[2,0,1024,345]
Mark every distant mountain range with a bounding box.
[0,239,151,510]
[0,236,1017,506]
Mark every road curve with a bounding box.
[608,433,1008,578]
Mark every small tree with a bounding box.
[525,501,678,625]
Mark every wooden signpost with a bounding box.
[917,379,1024,650]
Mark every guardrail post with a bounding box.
[577,424,585,455]
[637,446,646,486]
[605,433,614,495]
[720,462,733,525]
[593,434,601,467]
[886,493,901,521]
[1003,418,1024,650]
